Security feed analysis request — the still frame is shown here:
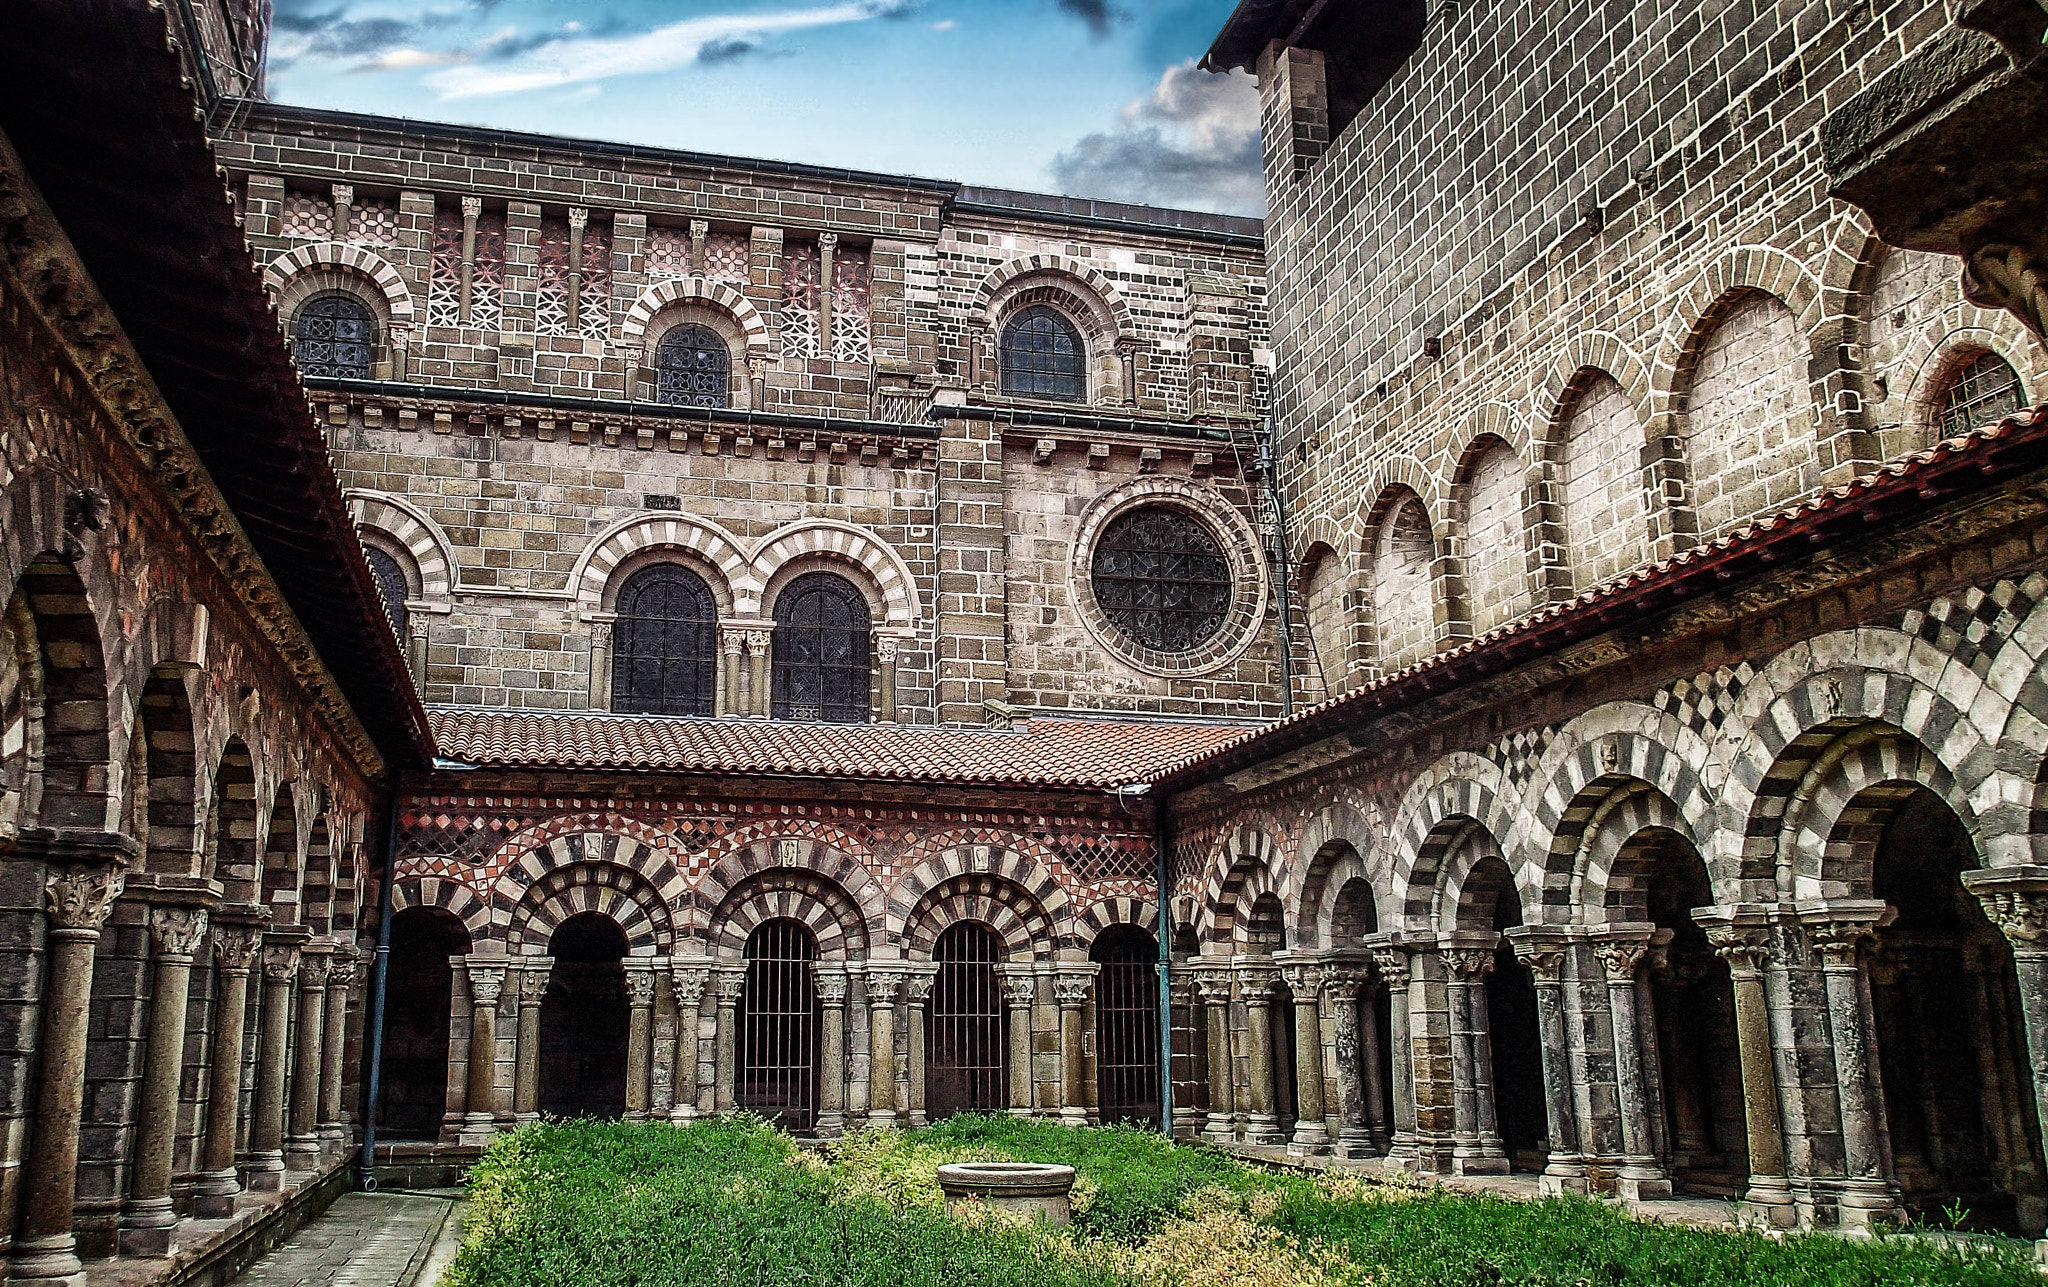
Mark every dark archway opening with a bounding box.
[382,906,470,1140]
[1093,924,1160,1126]
[1484,878,1546,1169]
[927,922,1005,1118]
[737,919,819,1131]
[1639,836,1745,1197]
[1872,788,2046,1235]
[539,913,629,1120]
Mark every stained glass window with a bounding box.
[1091,507,1233,653]
[1001,305,1086,401]
[294,295,374,379]
[771,572,869,724]
[656,324,730,408]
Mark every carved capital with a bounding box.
[466,964,506,1006]
[1512,944,1569,984]
[722,627,747,656]
[1368,948,1408,984]
[903,971,937,1006]
[459,195,483,221]
[1809,920,1877,968]
[625,968,656,1007]
[1706,926,1772,970]
[299,952,334,988]
[1976,888,2048,951]
[1190,967,1234,1006]
[1003,973,1038,1008]
[1052,974,1091,1007]
[817,231,839,252]
[1592,939,1647,983]
[875,635,899,664]
[714,970,747,1006]
[1962,239,2048,343]
[814,969,850,1006]
[1278,964,1322,999]
[1233,964,1280,999]
[1442,948,1495,981]
[567,207,589,230]
[148,906,209,958]
[45,864,123,931]
[261,944,302,982]
[330,183,354,207]
[212,924,263,972]
[864,970,902,1007]
[589,620,613,649]
[519,966,551,1004]
[745,629,771,656]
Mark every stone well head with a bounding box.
[935,1161,1078,1226]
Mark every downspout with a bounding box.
[356,778,401,1191]
[1260,418,1296,718]
[1154,794,1174,1139]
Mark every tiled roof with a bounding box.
[430,708,1245,789]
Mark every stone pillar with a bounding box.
[719,627,746,719]
[817,232,837,356]
[458,194,481,323]
[245,940,303,1190]
[1507,932,1585,1195]
[459,962,504,1146]
[319,948,354,1149]
[1003,971,1035,1116]
[514,960,550,1124]
[866,970,901,1125]
[876,637,899,724]
[12,858,125,1286]
[1443,948,1508,1175]
[1701,919,1796,1226]
[713,969,745,1115]
[119,906,207,1256]
[1054,971,1093,1127]
[586,619,613,712]
[669,963,708,1121]
[1192,969,1235,1143]
[1279,962,1329,1155]
[1372,946,1418,1165]
[194,919,262,1218]
[566,207,587,332]
[1116,337,1141,406]
[1236,963,1284,1145]
[846,966,872,1122]
[625,965,655,1119]
[1808,915,1901,1233]
[1593,933,1670,1201]
[1964,868,2048,1191]
[902,970,934,1126]
[747,630,771,719]
[286,950,331,1171]
[1326,970,1375,1158]
[688,219,709,276]
[331,182,353,241]
[815,968,848,1136]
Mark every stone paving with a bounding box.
[224,1190,463,1287]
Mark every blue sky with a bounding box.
[265,0,1265,215]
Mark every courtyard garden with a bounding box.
[444,1116,2039,1287]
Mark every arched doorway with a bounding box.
[1480,868,1545,1170]
[382,906,470,1140]
[1091,924,1160,1125]
[1870,788,2046,1234]
[737,920,819,1131]
[1330,875,1393,1153]
[926,923,1004,1118]
[539,913,629,1119]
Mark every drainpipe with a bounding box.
[1260,419,1296,718]
[356,779,401,1191]
[1154,796,1174,1139]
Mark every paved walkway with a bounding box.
[225,1190,464,1287]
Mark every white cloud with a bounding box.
[1050,61,1263,216]
[357,46,469,71]
[423,5,873,98]
[930,18,955,29]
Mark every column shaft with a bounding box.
[867,973,898,1124]
[246,945,300,1190]
[1812,922,1898,1231]
[1517,946,1585,1194]
[1709,931,1796,1226]
[1596,939,1669,1201]
[816,969,848,1137]
[1330,989,1372,1158]
[286,957,329,1171]
[1241,973,1283,1146]
[194,925,260,1219]
[13,899,109,1284]
[625,968,655,1119]
[460,964,504,1145]
[714,973,743,1115]
[1005,975,1034,1116]
[1373,950,1418,1164]
[320,958,352,1147]
[120,907,205,1256]
[1198,982,1234,1143]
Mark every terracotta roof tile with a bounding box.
[430,708,1244,789]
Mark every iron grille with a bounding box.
[612,564,717,717]
[1939,353,2024,437]
[1092,925,1161,1125]
[737,920,819,1132]
[771,572,870,724]
[363,544,410,641]
[656,323,730,408]
[294,294,374,379]
[927,923,1005,1118]
[1090,507,1233,653]
[1001,305,1086,401]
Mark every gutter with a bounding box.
[930,402,1247,444]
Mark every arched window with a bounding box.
[362,543,411,641]
[293,294,375,379]
[1091,924,1160,1126]
[927,922,1005,1118]
[655,323,731,408]
[771,572,869,724]
[612,564,718,717]
[738,919,820,1131]
[1001,305,1086,401]
[1939,352,2024,437]
[1090,507,1233,653]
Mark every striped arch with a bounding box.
[1649,245,1827,419]
[1778,726,1977,900]
[1227,861,1291,953]
[694,835,884,943]
[1531,332,1656,437]
[619,277,770,352]
[1197,824,1285,946]
[1983,576,2048,859]
[888,843,1069,947]
[1434,820,1521,933]
[1569,782,1699,922]
[974,255,1135,338]
[490,830,690,940]
[263,242,415,324]
[902,873,1054,961]
[1525,704,1715,906]
[571,512,752,614]
[345,490,456,599]
[753,520,921,627]
[709,867,869,960]
[509,861,677,956]
[1292,799,1390,947]
[1388,753,1520,928]
[1075,897,1158,949]
[389,875,490,944]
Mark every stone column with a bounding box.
[1116,337,1141,406]
[1593,934,1670,1201]
[625,965,655,1119]
[514,960,550,1124]
[1507,933,1585,1195]
[1964,868,2048,1183]
[194,919,262,1218]
[1004,971,1035,1116]
[119,906,208,1256]
[331,182,353,241]
[1372,946,1418,1165]
[902,970,934,1126]
[876,637,899,724]
[319,948,354,1149]
[866,970,901,1125]
[846,966,872,1122]
[713,969,745,1115]
[12,858,125,1285]
[1809,916,1901,1233]
[1443,949,1488,1173]
[566,207,587,332]
[1279,962,1330,1155]
[669,963,708,1121]
[1192,969,1235,1143]
[817,232,838,355]
[719,627,746,718]
[243,940,302,1190]
[815,968,848,1136]
[459,962,504,1146]
[1326,970,1375,1158]
[458,194,481,323]
[1237,963,1284,1145]
[1702,920,1796,1226]
[286,950,332,1171]
[747,630,772,719]
[1054,971,1093,1127]
[586,619,613,712]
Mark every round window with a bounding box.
[1088,507,1234,654]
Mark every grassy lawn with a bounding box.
[445,1116,2037,1287]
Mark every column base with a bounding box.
[1539,1171,1590,1197]
[1834,1181,1903,1237]
[813,1111,845,1138]
[1616,1165,1673,1203]
[456,1115,498,1148]
[8,1233,82,1286]
[1173,1107,1204,1140]
[285,1136,322,1172]
[866,1110,898,1128]
[1058,1107,1088,1127]
[1201,1112,1235,1144]
[910,1111,930,1128]
[1332,1129,1378,1160]
[116,1199,179,1259]
[191,1169,242,1219]
[666,1105,696,1124]
[1244,1114,1286,1147]
[1451,1147,1510,1176]
[318,1125,346,1151]
[242,1154,285,1192]
[1288,1123,1332,1158]
[1738,1176,1800,1229]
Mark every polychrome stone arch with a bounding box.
[709,867,871,960]
[1433,820,1525,934]
[888,843,1069,946]
[490,830,689,936]
[902,872,1054,961]
[1568,781,1700,923]
[1777,725,1978,901]
[1530,333,1657,440]
[571,512,753,615]
[1388,753,1519,928]
[345,489,456,600]
[1076,897,1158,949]
[1291,798,1391,945]
[389,875,491,945]
[754,519,921,627]
[263,242,415,325]
[619,277,770,353]
[973,255,1135,338]
[1650,244,1827,420]
[695,834,884,941]
[1197,824,1286,946]
[508,860,676,956]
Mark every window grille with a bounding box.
[578,218,612,340]
[427,209,462,329]
[1092,925,1160,1125]
[1090,507,1234,653]
[655,324,730,408]
[363,544,411,641]
[780,241,822,360]
[612,564,718,717]
[1001,305,1086,401]
[469,209,506,331]
[536,217,573,337]
[927,923,1005,1118]
[1939,352,2025,437]
[770,572,870,724]
[293,295,375,379]
[832,244,873,364]
[738,920,820,1132]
